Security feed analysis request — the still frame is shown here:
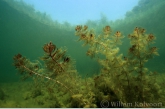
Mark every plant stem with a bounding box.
[22,65,75,95]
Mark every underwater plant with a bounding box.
[13,42,81,95]
[13,42,96,108]
[13,26,164,108]
[75,25,164,107]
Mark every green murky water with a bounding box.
[0,0,165,107]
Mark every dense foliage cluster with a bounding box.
[13,26,165,107]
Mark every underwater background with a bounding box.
[0,0,165,107]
